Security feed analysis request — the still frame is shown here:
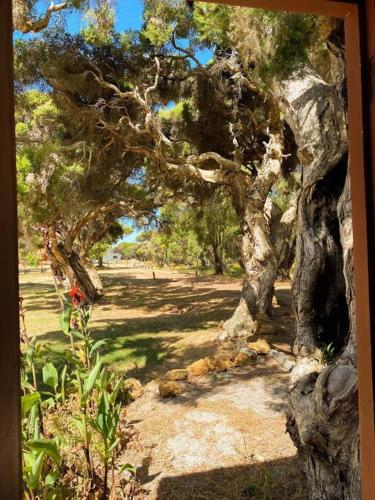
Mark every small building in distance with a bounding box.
[103,249,123,264]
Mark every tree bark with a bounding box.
[271,199,297,281]
[46,230,103,302]
[287,173,358,500]
[212,245,224,275]
[275,65,359,499]
[218,134,284,340]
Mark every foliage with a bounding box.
[229,8,318,83]
[193,3,230,48]
[192,190,241,274]
[20,289,136,498]
[323,342,336,365]
[129,193,241,273]
[90,241,112,264]
[82,0,115,46]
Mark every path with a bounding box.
[122,354,305,499]
[20,266,305,498]
[111,271,305,499]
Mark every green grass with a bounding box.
[19,265,240,381]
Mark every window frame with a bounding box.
[0,0,373,498]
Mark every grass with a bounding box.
[19,264,241,381]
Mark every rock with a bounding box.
[217,329,229,342]
[207,357,228,373]
[158,381,184,398]
[119,378,144,403]
[247,339,271,355]
[166,369,188,381]
[239,347,257,360]
[187,358,210,377]
[269,349,295,372]
[235,337,248,351]
[225,359,235,369]
[234,352,251,367]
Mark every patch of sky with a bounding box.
[118,210,159,244]
[173,37,214,68]
[13,0,214,68]
[118,217,140,243]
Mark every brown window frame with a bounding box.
[0,0,373,498]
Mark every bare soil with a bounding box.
[20,266,305,499]
[109,268,303,499]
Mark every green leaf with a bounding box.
[21,392,41,419]
[119,463,136,475]
[107,436,121,455]
[28,451,44,490]
[45,470,59,486]
[26,337,38,364]
[59,304,72,334]
[42,363,59,391]
[28,439,61,466]
[89,339,107,355]
[108,375,123,405]
[71,330,87,341]
[83,360,103,397]
[61,364,67,403]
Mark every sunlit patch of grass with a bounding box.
[19,265,241,381]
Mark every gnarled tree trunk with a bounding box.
[276,64,359,498]
[219,134,285,340]
[212,244,224,275]
[46,228,103,302]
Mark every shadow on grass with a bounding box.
[21,269,294,385]
[150,456,306,500]
[100,274,240,313]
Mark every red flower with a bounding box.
[68,286,85,305]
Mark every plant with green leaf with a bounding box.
[89,370,124,498]
[21,385,63,496]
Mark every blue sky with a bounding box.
[65,0,145,34]
[15,0,213,65]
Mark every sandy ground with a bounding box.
[124,357,304,499]
[108,269,303,499]
[20,266,305,499]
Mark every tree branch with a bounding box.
[14,1,68,33]
[171,32,203,69]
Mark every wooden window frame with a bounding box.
[0,0,373,498]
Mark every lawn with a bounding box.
[19,264,242,381]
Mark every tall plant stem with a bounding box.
[77,373,92,481]
[102,458,108,500]
[50,263,64,311]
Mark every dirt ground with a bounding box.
[116,271,304,499]
[20,266,305,499]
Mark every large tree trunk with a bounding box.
[276,63,359,498]
[272,200,297,281]
[212,245,224,275]
[218,134,284,340]
[46,230,103,302]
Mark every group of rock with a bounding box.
[158,338,271,398]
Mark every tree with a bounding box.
[12,0,113,34]
[90,242,111,267]
[15,88,156,301]
[89,222,129,267]
[230,11,359,497]
[17,3,299,334]
[187,190,241,274]
[15,3,359,497]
